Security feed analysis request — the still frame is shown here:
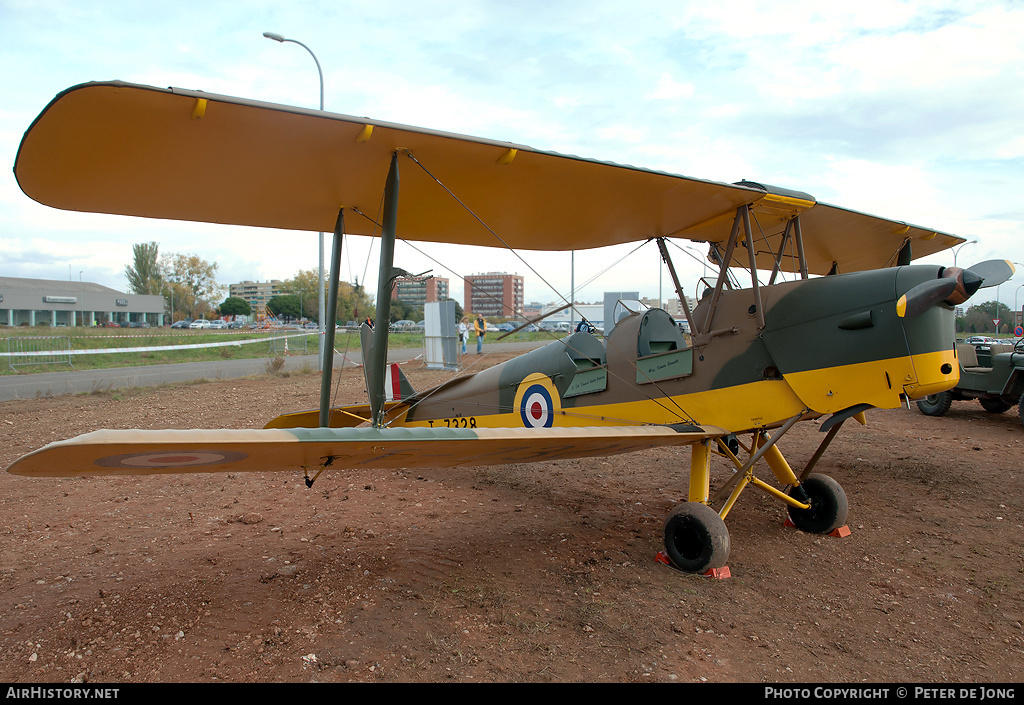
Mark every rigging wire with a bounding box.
[369,151,702,425]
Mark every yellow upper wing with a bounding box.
[15,81,962,274]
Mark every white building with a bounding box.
[0,276,166,327]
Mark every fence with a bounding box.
[268,334,308,357]
[5,336,74,371]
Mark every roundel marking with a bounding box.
[513,373,560,429]
[520,385,553,428]
[94,450,248,469]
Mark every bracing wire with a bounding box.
[368,151,703,426]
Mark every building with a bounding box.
[391,276,450,308]
[228,280,287,317]
[0,276,166,327]
[604,291,640,335]
[464,272,524,319]
[661,297,696,319]
[540,302,604,329]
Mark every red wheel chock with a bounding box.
[655,551,731,579]
[783,518,852,537]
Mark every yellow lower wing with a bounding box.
[7,424,726,478]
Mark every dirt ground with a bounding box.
[1,354,1022,684]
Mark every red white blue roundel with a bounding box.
[94,450,248,469]
[520,383,555,428]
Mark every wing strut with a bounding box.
[361,152,401,428]
[656,238,699,336]
[319,209,345,427]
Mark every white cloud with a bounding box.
[1,0,1021,305]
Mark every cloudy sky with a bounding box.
[1,0,1022,312]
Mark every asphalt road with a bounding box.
[0,341,544,402]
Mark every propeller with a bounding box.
[897,278,959,318]
[897,260,1015,318]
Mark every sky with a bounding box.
[1,0,1022,314]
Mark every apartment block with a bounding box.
[391,276,450,308]
[228,280,287,313]
[464,272,524,319]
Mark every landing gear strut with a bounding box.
[659,424,850,575]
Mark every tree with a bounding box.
[161,252,224,319]
[267,294,301,321]
[124,242,162,295]
[284,269,320,321]
[283,269,374,324]
[219,296,251,317]
[389,299,423,324]
[959,300,1013,335]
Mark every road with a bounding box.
[0,341,545,402]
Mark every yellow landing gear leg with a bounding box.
[659,440,731,577]
[756,435,851,537]
[688,439,712,503]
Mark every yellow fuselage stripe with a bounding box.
[392,350,958,433]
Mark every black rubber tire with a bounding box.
[787,473,849,534]
[663,502,730,574]
[980,397,1011,414]
[916,391,952,417]
[1019,392,1024,428]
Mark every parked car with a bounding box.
[917,338,1024,425]
[170,319,192,329]
[208,320,227,329]
[228,321,245,329]
[189,319,211,329]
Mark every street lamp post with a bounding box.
[263,31,327,371]
[951,239,977,268]
[1014,284,1024,335]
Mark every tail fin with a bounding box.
[384,363,416,401]
[360,322,415,407]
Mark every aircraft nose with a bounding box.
[940,266,981,306]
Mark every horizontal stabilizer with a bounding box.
[7,424,728,478]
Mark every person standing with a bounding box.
[474,313,487,354]
[458,316,469,354]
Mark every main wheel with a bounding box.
[663,502,730,574]
[916,391,952,417]
[1019,392,1024,428]
[980,397,1011,413]
[787,473,848,534]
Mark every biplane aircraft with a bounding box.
[8,81,1014,575]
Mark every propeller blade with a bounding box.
[897,278,959,318]
[965,259,1016,289]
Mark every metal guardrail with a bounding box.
[5,336,74,371]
